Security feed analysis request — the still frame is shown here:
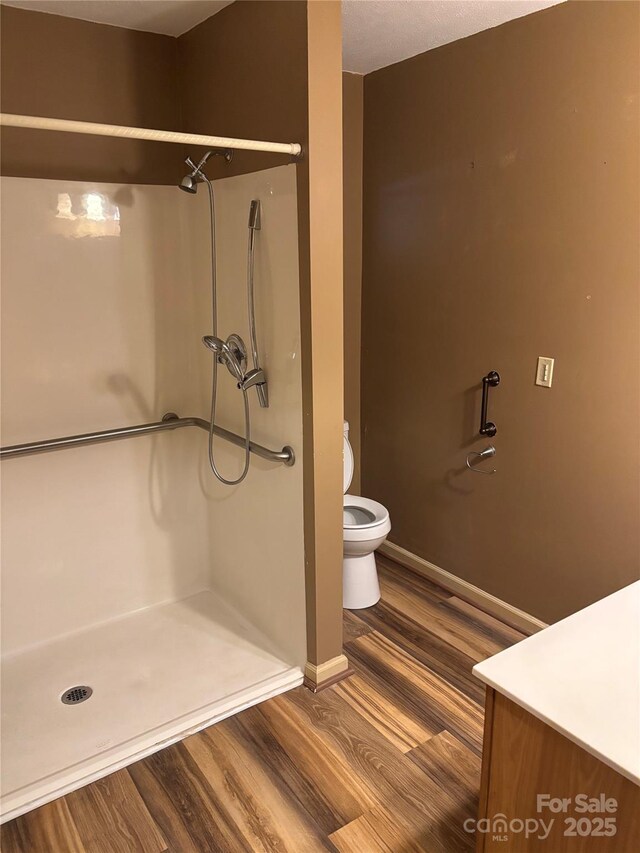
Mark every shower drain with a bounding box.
[61,685,93,705]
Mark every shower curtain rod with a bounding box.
[0,414,295,467]
[0,113,303,157]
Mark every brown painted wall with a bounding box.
[342,72,364,494]
[362,0,640,623]
[177,0,308,180]
[301,0,345,668]
[0,5,180,184]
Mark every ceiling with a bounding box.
[0,0,235,36]
[343,0,565,73]
[1,0,565,73]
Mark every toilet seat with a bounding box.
[343,495,389,530]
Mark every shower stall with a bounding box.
[0,116,307,821]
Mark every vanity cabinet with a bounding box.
[473,582,640,852]
[476,688,639,851]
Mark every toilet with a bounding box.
[343,421,391,609]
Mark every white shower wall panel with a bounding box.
[187,165,306,668]
[0,178,209,653]
[1,168,307,669]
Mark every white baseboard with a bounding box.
[379,542,547,635]
[304,654,350,685]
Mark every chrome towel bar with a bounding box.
[0,413,295,467]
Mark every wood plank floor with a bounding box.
[2,556,525,852]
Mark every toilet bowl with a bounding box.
[343,422,391,609]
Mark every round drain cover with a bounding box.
[61,685,93,705]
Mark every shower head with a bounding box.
[178,149,234,193]
[179,154,209,194]
[202,335,226,354]
[179,174,198,194]
[202,333,247,383]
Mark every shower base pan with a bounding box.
[0,589,303,823]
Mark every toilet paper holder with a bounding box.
[466,445,496,475]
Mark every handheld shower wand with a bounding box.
[202,335,266,392]
[247,200,268,407]
[202,334,245,383]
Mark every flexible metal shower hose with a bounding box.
[205,178,251,485]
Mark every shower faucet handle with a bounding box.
[239,367,266,392]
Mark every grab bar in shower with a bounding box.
[0,413,295,466]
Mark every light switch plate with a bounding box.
[536,356,554,387]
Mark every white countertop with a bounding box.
[473,581,640,786]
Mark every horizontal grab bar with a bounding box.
[0,413,295,467]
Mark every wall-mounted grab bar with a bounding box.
[0,413,295,466]
[479,371,500,437]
